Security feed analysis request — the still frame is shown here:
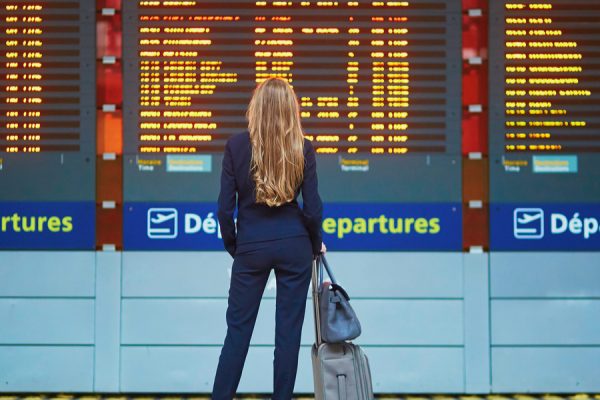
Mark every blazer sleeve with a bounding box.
[301,139,323,255]
[217,140,237,257]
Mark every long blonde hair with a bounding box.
[246,78,305,207]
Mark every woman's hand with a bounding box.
[321,242,327,254]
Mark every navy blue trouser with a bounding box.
[211,235,313,400]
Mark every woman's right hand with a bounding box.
[321,242,327,254]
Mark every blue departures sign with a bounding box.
[0,202,95,249]
[490,204,600,251]
[320,203,461,251]
[123,202,462,251]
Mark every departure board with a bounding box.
[122,0,461,199]
[124,0,457,156]
[0,1,96,249]
[122,0,463,250]
[489,0,600,250]
[489,0,600,201]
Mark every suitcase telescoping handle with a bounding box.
[311,255,323,346]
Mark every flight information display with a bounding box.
[489,0,600,250]
[124,0,459,155]
[122,0,463,250]
[0,1,96,158]
[0,1,96,249]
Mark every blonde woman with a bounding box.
[212,77,325,399]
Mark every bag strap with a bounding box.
[330,283,351,301]
[319,254,337,286]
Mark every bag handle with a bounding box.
[318,254,337,286]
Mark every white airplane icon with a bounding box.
[517,212,542,224]
[151,212,176,224]
[514,208,544,239]
[147,208,178,238]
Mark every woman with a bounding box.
[212,77,325,400]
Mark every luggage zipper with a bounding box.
[349,344,365,399]
[355,346,369,399]
[363,350,373,397]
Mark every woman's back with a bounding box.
[217,130,322,256]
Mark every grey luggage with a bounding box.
[311,256,374,400]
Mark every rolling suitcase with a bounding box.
[310,256,374,400]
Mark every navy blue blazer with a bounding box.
[217,131,323,257]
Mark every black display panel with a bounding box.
[0,1,96,250]
[489,0,600,202]
[489,0,600,250]
[122,0,462,203]
[0,0,96,200]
